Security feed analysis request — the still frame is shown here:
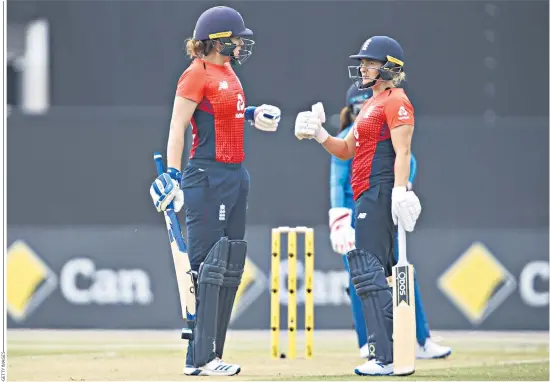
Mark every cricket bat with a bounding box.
[392,221,416,376]
[153,153,196,339]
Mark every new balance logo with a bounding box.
[358,213,367,219]
[218,81,229,90]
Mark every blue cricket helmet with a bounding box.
[193,6,253,40]
[349,36,404,65]
[348,36,405,89]
[193,6,254,64]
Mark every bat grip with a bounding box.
[409,153,417,184]
[153,152,178,212]
[153,152,165,176]
[397,222,407,265]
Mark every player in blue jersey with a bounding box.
[329,83,452,360]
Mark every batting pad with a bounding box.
[215,240,247,358]
[192,237,229,367]
[348,249,394,364]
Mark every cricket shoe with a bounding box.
[354,359,394,376]
[416,338,452,359]
[184,358,241,376]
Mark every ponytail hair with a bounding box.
[339,106,353,132]
[185,38,215,59]
[392,71,407,87]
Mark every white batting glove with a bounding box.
[253,104,280,132]
[329,207,356,255]
[294,102,329,143]
[294,111,314,140]
[311,102,326,123]
[150,170,184,213]
[391,186,421,232]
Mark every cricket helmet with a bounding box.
[193,6,254,64]
[348,36,405,89]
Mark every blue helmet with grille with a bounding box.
[193,6,254,64]
[348,36,405,89]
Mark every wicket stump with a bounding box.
[270,226,314,360]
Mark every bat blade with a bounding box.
[164,211,196,319]
[153,152,196,321]
[392,262,416,376]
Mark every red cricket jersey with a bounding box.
[351,88,415,200]
[176,58,246,164]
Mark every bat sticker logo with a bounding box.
[396,267,410,305]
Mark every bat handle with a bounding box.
[153,152,165,176]
[397,222,408,265]
[154,152,179,212]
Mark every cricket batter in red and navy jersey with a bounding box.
[295,36,422,376]
[331,84,452,362]
[149,6,281,377]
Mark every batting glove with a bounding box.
[246,105,281,132]
[150,167,184,213]
[294,104,329,144]
[329,207,355,255]
[391,186,421,232]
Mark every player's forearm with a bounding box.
[394,150,411,188]
[166,121,186,171]
[322,136,354,160]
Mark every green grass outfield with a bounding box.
[7,329,549,381]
